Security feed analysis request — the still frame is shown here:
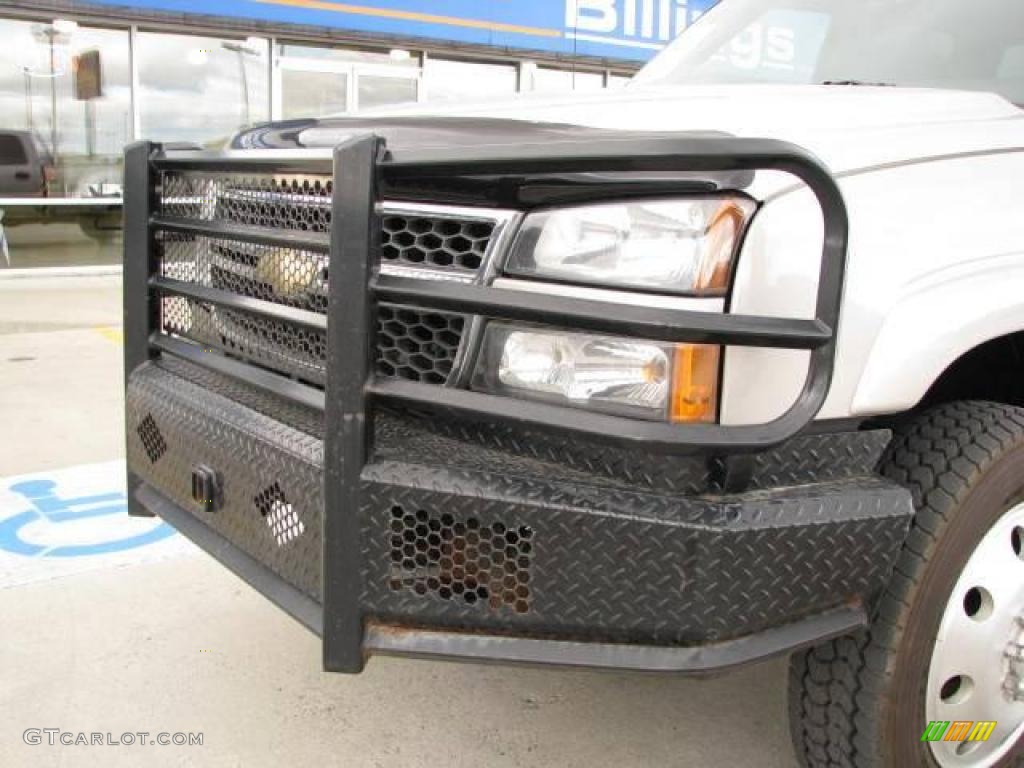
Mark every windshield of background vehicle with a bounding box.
[633,0,1024,105]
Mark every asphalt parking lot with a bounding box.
[0,273,800,768]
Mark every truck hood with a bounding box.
[235,84,1024,184]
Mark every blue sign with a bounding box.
[0,478,175,558]
[82,0,719,62]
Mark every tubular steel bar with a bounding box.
[372,275,832,350]
[123,141,160,518]
[150,334,326,411]
[150,276,328,332]
[364,604,866,673]
[322,135,384,673]
[370,135,849,454]
[151,149,334,174]
[150,216,330,253]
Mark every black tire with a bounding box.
[787,401,1024,768]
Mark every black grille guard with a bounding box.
[124,134,850,672]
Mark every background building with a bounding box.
[0,0,717,269]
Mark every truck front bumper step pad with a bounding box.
[128,361,913,664]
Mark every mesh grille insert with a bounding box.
[160,173,332,232]
[382,214,494,273]
[255,482,306,547]
[159,171,497,277]
[155,172,509,389]
[137,414,167,463]
[376,306,464,385]
[162,296,463,388]
[159,233,328,313]
[388,506,533,614]
[162,296,328,387]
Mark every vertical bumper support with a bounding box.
[323,135,384,673]
[123,140,159,518]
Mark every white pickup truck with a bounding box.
[122,1,1024,766]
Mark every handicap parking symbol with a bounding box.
[0,477,175,558]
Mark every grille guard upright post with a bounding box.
[323,135,385,673]
[123,140,161,518]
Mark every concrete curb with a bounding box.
[0,265,122,280]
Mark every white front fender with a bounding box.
[852,257,1024,416]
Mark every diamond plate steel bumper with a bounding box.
[123,135,915,674]
[127,359,914,673]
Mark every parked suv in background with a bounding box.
[122,1,1024,766]
[0,130,54,198]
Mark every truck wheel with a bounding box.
[787,401,1024,767]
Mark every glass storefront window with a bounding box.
[137,31,269,148]
[281,68,348,119]
[527,66,607,93]
[1,203,122,269]
[276,43,420,118]
[358,73,418,110]
[0,15,639,270]
[0,19,130,198]
[424,58,517,103]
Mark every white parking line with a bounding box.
[0,460,195,589]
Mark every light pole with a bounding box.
[30,20,77,182]
[222,40,262,128]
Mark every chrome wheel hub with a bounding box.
[926,504,1024,767]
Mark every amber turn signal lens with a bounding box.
[696,200,751,295]
[670,344,721,423]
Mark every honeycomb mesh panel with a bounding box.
[162,295,464,388]
[155,173,504,388]
[162,295,328,386]
[137,414,167,463]
[381,213,494,273]
[159,233,327,313]
[388,505,533,614]
[159,172,496,277]
[255,482,306,547]
[376,306,464,385]
[160,172,333,232]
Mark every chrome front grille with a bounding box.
[156,171,514,388]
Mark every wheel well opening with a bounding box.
[920,331,1024,410]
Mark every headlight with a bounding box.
[504,196,756,296]
[472,324,721,423]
